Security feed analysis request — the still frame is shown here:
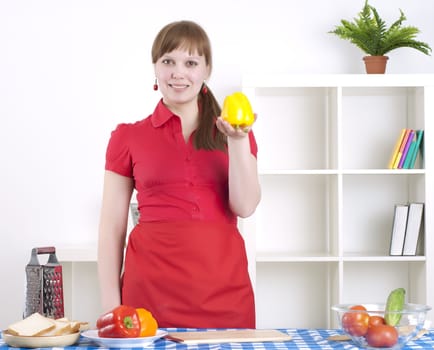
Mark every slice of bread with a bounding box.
[7,313,55,336]
[55,318,88,333]
[41,319,72,336]
[78,321,90,332]
[56,318,80,333]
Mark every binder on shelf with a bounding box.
[403,131,419,169]
[392,129,412,169]
[402,203,424,256]
[388,128,407,169]
[407,130,424,169]
[389,204,409,256]
[398,129,415,168]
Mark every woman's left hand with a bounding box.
[215,114,256,139]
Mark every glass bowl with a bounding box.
[332,303,431,349]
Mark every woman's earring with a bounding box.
[202,81,208,94]
[153,78,158,91]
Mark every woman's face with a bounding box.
[154,48,210,107]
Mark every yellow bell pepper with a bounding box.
[221,92,254,128]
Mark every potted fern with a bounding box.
[329,0,431,73]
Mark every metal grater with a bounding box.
[24,246,64,319]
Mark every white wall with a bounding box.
[1,0,433,327]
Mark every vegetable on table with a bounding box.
[136,308,158,337]
[368,315,385,327]
[221,92,254,128]
[365,324,398,347]
[385,288,405,326]
[96,305,140,338]
[341,305,370,336]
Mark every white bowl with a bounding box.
[2,331,80,348]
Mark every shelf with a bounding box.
[243,74,432,329]
[256,253,425,263]
[342,169,425,175]
[259,169,426,175]
[342,255,426,262]
[256,253,339,262]
[259,169,338,175]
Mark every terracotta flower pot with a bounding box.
[363,55,389,74]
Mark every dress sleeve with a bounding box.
[105,123,133,177]
[248,130,258,158]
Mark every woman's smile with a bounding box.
[168,82,190,90]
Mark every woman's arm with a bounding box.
[97,170,134,312]
[216,117,261,218]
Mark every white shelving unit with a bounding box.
[240,74,434,329]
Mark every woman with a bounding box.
[97,20,261,328]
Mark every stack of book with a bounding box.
[388,129,424,169]
[389,202,424,256]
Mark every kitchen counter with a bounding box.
[1,328,434,350]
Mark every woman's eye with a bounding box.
[186,61,198,67]
[162,59,173,65]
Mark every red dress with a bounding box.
[105,100,257,328]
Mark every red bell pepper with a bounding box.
[96,305,141,338]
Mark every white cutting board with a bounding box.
[165,329,292,344]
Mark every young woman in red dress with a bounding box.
[97,20,261,328]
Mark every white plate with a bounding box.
[2,331,80,348]
[81,329,168,347]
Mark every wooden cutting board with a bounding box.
[165,329,292,344]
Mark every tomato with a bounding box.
[369,315,386,327]
[136,308,158,337]
[342,305,370,336]
[365,324,398,347]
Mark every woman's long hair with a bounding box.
[151,20,226,151]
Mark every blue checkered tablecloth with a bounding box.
[1,329,434,350]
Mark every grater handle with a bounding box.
[28,247,57,266]
[34,246,56,255]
